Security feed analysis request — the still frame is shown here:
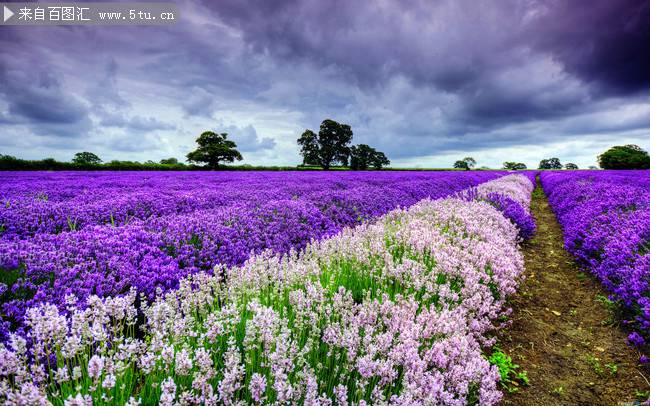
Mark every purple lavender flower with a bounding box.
[629,332,645,348]
[485,193,536,241]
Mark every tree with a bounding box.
[598,145,650,169]
[564,163,579,170]
[454,160,469,170]
[350,144,370,170]
[538,157,562,169]
[588,165,598,170]
[503,162,527,170]
[318,119,353,169]
[72,152,102,165]
[186,131,243,169]
[453,157,477,170]
[349,144,390,170]
[160,157,179,165]
[297,130,320,166]
[371,151,390,169]
[462,157,476,169]
[296,119,353,170]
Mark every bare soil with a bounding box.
[498,180,649,405]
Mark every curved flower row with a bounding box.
[0,175,533,405]
[0,172,505,331]
[541,171,649,347]
[458,174,537,242]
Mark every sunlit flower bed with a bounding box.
[0,175,533,405]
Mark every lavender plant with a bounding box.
[0,175,534,405]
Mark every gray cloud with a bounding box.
[0,62,93,137]
[103,132,168,153]
[181,86,218,118]
[220,124,276,152]
[85,58,130,110]
[528,0,650,94]
[99,112,176,132]
[0,0,648,166]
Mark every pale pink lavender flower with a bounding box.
[102,373,116,389]
[194,347,213,375]
[87,354,104,382]
[174,348,193,376]
[160,345,175,368]
[125,397,141,406]
[4,382,51,405]
[63,393,92,406]
[159,377,177,406]
[218,338,245,405]
[54,368,70,384]
[249,373,267,404]
[71,366,82,380]
[333,384,348,405]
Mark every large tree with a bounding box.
[453,160,469,170]
[297,130,320,166]
[297,119,353,170]
[564,163,579,170]
[186,131,243,169]
[503,161,527,170]
[538,157,562,169]
[453,157,477,170]
[462,157,476,169]
[370,151,390,169]
[160,157,179,165]
[72,151,102,165]
[598,145,650,169]
[349,144,390,170]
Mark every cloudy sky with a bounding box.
[1,0,649,168]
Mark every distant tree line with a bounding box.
[0,131,247,171]
[0,154,330,171]
[297,119,390,170]
[0,154,193,171]
[2,131,648,171]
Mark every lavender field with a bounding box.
[0,171,540,404]
[2,169,649,405]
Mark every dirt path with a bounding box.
[498,179,649,405]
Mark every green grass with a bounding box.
[605,363,618,376]
[586,354,604,376]
[488,347,529,393]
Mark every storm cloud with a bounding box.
[0,0,648,167]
